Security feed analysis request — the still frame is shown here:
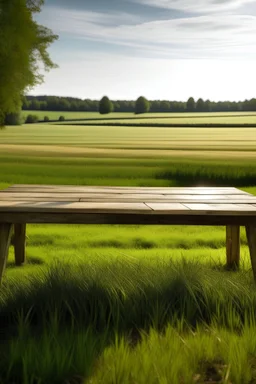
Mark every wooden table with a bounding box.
[0,185,256,281]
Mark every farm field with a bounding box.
[58,115,256,126]
[21,110,134,121]
[22,110,256,120]
[1,113,256,383]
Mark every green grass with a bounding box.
[1,113,256,383]
[61,114,256,127]
[21,110,256,122]
[21,110,134,121]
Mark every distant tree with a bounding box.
[70,101,79,111]
[59,99,70,111]
[150,100,161,112]
[44,116,49,122]
[160,101,171,112]
[59,115,65,121]
[22,97,31,110]
[135,96,150,114]
[196,98,205,112]
[186,97,195,112]
[204,99,211,112]
[99,96,113,114]
[25,114,38,123]
[40,101,47,110]
[30,99,41,110]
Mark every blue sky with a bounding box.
[31,0,256,101]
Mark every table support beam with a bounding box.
[246,226,256,281]
[226,225,240,270]
[0,224,13,283]
[14,224,26,266]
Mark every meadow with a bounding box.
[0,112,256,383]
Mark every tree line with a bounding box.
[23,95,256,114]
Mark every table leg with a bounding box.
[226,226,240,270]
[0,224,13,283]
[246,226,256,280]
[14,224,26,266]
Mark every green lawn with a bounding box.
[1,116,256,383]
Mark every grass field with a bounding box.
[21,110,133,121]
[1,113,256,383]
[21,110,256,122]
[58,115,256,126]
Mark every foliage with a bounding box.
[99,96,114,114]
[25,114,39,124]
[4,112,22,125]
[187,97,195,112]
[58,115,65,121]
[43,116,49,122]
[22,95,256,114]
[196,98,205,112]
[0,0,58,125]
[135,96,150,114]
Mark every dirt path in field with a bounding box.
[1,144,256,160]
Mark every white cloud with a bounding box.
[32,3,256,100]
[132,0,255,13]
[40,7,256,59]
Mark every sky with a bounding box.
[30,0,256,101]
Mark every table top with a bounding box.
[0,185,256,218]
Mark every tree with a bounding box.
[4,112,23,125]
[99,96,113,114]
[186,97,195,112]
[196,98,205,112]
[160,101,171,112]
[204,99,211,112]
[135,96,150,114]
[0,0,58,125]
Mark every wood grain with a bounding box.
[246,226,256,280]
[14,224,26,266]
[226,226,240,270]
[0,224,13,282]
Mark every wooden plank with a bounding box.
[246,226,256,280]
[2,194,255,202]
[1,193,255,202]
[0,212,256,226]
[0,202,151,213]
[0,224,13,283]
[144,203,190,211]
[3,194,255,200]
[14,224,26,266]
[0,192,166,199]
[5,186,249,195]
[79,198,256,204]
[226,226,240,270]
[0,201,256,216]
[8,185,245,191]
[6,188,248,195]
[183,203,256,213]
[0,197,81,202]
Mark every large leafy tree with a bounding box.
[99,96,113,115]
[0,0,58,125]
[186,97,195,112]
[135,96,150,114]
